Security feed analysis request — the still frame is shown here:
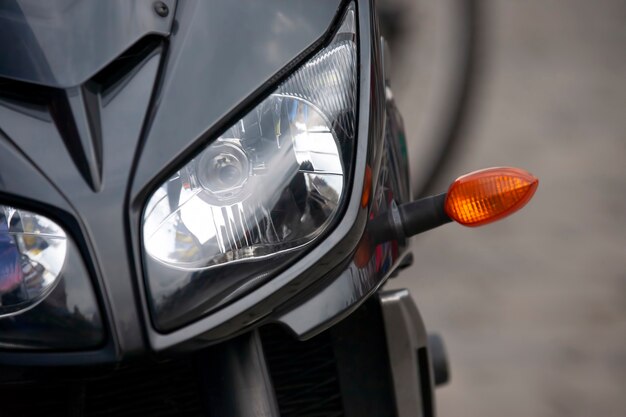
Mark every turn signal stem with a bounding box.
[398,193,451,237]
[368,194,451,245]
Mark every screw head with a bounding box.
[153,1,169,17]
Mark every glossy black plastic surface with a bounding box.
[0,0,345,364]
[0,42,164,363]
[0,0,176,88]
[0,0,412,365]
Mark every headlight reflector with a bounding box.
[142,5,357,331]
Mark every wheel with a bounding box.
[378,0,481,197]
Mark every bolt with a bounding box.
[154,1,169,17]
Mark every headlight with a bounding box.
[0,203,104,350]
[142,5,357,331]
[0,206,67,317]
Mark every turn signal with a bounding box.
[445,167,538,227]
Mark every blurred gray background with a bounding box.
[385,0,626,416]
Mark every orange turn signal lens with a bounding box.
[444,167,538,227]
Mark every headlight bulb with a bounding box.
[197,139,252,204]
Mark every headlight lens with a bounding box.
[144,97,346,268]
[0,203,104,350]
[0,205,67,317]
[142,5,357,331]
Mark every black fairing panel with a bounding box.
[0,0,344,364]
[0,0,411,365]
[0,44,163,364]
[0,0,176,88]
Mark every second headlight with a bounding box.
[142,5,357,331]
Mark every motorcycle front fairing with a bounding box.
[0,0,432,415]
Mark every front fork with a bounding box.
[201,331,280,416]
[380,289,443,417]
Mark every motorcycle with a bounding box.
[0,1,537,416]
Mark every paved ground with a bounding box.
[387,1,626,416]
